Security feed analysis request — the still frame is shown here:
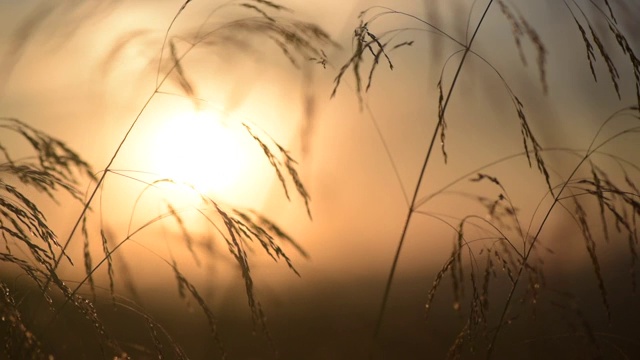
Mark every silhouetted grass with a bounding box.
[2,0,639,359]
[1,1,331,358]
[332,1,640,358]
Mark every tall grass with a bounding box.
[331,0,639,358]
[1,1,332,358]
[2,0,640,359]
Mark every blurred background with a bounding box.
[1,0,639,358]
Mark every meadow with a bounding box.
[0,0,639,359]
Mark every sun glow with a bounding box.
[149,107,264,205]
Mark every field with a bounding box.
[1,1,639,359]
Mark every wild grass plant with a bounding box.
[330,0,640,358]
[1,0,639,359]
[1,1,332,358]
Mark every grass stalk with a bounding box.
[371,0,495,346]
[486,107,638,358]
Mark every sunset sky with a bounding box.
[1,1,639,358]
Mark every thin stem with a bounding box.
[44,6,199,290]
[371,0,495,346]
[50,92,157,272]
[485,120,638,357]
[364,101,410,207]
[484,163,577,358]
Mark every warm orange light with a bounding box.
[149,107,263,206]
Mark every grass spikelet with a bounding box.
[100,229,116,304]
[606,22,640,111]
[243,124,289,200]
[171,258,188,304]
[517,10,547,94]
[493,248,516,285]
[123,305,195,360]
[0,186,50,243]
[166,204,200,267]
[202,202,271,343]
[169,39,195,99]
[603,0,617,24]
[497,0,526,65]
[425,256,455,321]
[216,208,262,329]
[240,4,276,22]
[467,267,487,353]
[309,48,328,68]
[567,2,639,108]
[437,78,448,163]
[267,34,299,67]
[0,282,47,359]
[144,315,167,360]
[0,118,95,185]
[171,263,225,358]
[450,222,466,312]
[574,200,611,322]
[331,20,370,105]
[351,22,366,105]
[251,0,291,12]
[280,147,312,218]
[81,215,95,300]
[233,210,300,275]
[364,41,388,92]
[250,210,308,258]
[522,261,543,318]
[513,96,552,192]
[497,1,548,93]
[242,123,311,217]
[447,321,469,360]
[470,173,500,186]
[0,192,56,269]
[363,28,394,91]
[177,0,192,14]
[3,179,75,262]
[50,271,123,357]
[0,253,52,305]
[481,253,493,312]
[587,23,621,99]
[569,10,598,82]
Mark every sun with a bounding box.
[148,107,264,205]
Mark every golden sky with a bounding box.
[1,0,638,326]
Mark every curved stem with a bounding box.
[43,11,199,293]
[53,93,157,271]
[485,116,637,357]
[371,0,495,346]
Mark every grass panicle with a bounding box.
[496,0,548,94]
[171,262,225,359]
[243,123,313,217]
[0,282,46,360]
